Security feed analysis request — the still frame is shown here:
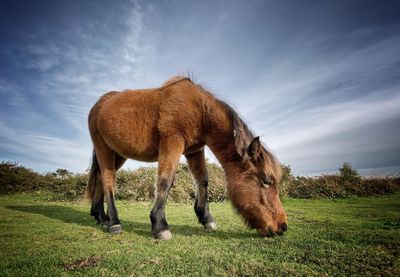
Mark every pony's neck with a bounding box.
[205,102,245,180]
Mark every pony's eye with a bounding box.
[261,176,272,188]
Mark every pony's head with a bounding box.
[228,134,287,237]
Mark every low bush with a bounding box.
[284,163,400,199]
[360,176,400,196]
[44,173,88,201]
[287,175,346,199]
[115,167,157,202]
[0,161,44,194]
[0,161,227,202]
[115,163,227,203]
[0,161,399,201]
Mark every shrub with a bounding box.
[0,161,399,201]
[287,175,346,199]
[280,164,293,198]
[0,161,43,194]
[339,162,361,185]
[206,163,227,202]
[45,173,87,201]
[55,168,73,178]
[115,167,156,201]
[115,163,226,203]
[360,176,400,196]
[283,162,400,199]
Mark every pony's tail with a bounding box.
[86,150,100,201]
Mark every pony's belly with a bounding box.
[102,132,159,162]
[119,148,159,163]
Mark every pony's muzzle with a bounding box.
[277,222,288,235]
[258,226,276,237]
[259,222,287,237]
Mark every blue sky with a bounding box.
[1,0,400,175]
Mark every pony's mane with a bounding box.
[218,100,255,157]
[162,75,262,158]
[190,79,255,158]
[161,76,191,87]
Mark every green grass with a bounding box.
[0,194,399,276]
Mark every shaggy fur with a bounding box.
[87,76,287,237]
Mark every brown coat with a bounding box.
[87,76,287,237]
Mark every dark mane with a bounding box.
[192,80,255,158]
[173,75,269,160]
[218,100,255,157]
[161,76,191,87]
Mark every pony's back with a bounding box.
[89,77,211,162]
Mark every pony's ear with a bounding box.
[247,136,262,160]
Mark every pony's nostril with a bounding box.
[281,223,288,233]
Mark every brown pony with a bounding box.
[86,76,287,240]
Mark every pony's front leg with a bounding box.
[150,139,183,240]
[185,149,217,230]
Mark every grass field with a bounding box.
[0,194,399,276]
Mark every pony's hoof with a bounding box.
[108,224,122,234]
[205,222,218,231]
[156,230,172,240]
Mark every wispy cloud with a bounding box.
[0,0,399,175]
[221,35,400,174]
[269,92,400,149]
[0,0,157,172]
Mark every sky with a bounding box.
[1,0,400,176]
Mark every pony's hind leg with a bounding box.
[185,149,217,230]
[94,144,124,234]
[90,154,126,227]
[90,173,108,226]
[150,138,184,240]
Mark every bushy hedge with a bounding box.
[43,173,88,201]
[0,161,227,202]
[0,162,88,200]
[281,163,400,199]
[115,163,227,203]
[0,161,399,201]
[0,161,44,194]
